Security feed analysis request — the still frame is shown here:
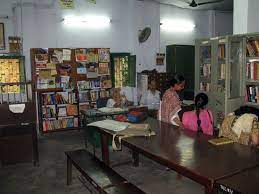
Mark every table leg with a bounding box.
[67,157,72,185]
[101,133,110,166]
[132,150,139,167]
[204,184,213,194]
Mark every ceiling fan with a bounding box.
[188,0,224,7]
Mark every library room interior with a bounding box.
[1,0,259,194]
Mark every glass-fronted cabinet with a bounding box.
[195,35,244,128]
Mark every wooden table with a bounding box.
[215,167,259,194]
[88,117,259,194]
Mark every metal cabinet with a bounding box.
[195,35,245,127]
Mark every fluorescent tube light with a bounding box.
[63,15,111,28]
[160,19,195,32]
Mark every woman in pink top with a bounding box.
[158,74,185,127]
[182,93,214,135]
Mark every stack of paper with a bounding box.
[98,107,125,113]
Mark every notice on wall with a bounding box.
[59,0,75,9]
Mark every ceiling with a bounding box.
[144,0,233,11]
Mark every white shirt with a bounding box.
[106,98,116,108]
[140,90,160,110]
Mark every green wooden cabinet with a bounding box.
[166,45,195,100]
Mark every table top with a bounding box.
[216,167,259,194]
[120,118,259,185]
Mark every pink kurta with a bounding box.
[159,88,181,124]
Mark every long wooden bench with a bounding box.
[65,149,145,194]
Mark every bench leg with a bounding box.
[132,150,139,167]
[101,133,110,166]
[67,157,72,185]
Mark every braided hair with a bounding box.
[195,93,208,133]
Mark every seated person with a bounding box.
[182,93,214,135]
[140,79,160,110]
[106,88,130,108]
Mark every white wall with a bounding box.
[215,11,233,36]
[233,0,248,34]
[247,0,259,33]
[0,0,233,78]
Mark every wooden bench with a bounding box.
[65,149,145,194]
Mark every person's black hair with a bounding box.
[169,74,185,87]
[195,93,209,134]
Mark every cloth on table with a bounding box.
[112,123,156,150]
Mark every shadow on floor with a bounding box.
[0,130,203,194]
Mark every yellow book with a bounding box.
[208,137,235,146]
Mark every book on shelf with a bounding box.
[90,90,99,101]
[42,105,56,118]
[50,49,63,63]
[98,62,109,75]
[35,54,48,64]
[79,91,91,102]
[86,48,99,63]
[201,63,211,77]
[218,44,225,59]
[66,104,78,116]
[57,106,67,117]
[246,40,259,57]
[200,82,210,92]
[100,75,112,89]
[98,48,110,62]
[42,93,56,105]
[77,80,91,91]
[220,63,226,79]
[246,61,259,80]
[79,103,90,113]
[62,49,71,61]
[246,85,259,103]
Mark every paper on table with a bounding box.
[87,119,129,132]
[9,104,25,113]
[98,107,125,113]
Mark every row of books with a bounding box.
[246,40,259,57]
[42,118,78,131]
[218,44,225,59]
[219,63,226,80]
[42,105,56,118]
[42,92,77,105]
[246,85,259,103]
[201,46,211,58]
[246,62,259,80]
[34,48,110,64]
[200,82,210,92]
[200,63,211,77]
[77,78,112,91]
[79,90,110,102]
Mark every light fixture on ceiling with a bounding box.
[160,19,195,32]
[63,15,111,28]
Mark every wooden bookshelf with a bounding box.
[31,48,112,133]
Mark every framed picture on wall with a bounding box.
[0,23,5,50]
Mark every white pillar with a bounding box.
[234,0,259,34]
